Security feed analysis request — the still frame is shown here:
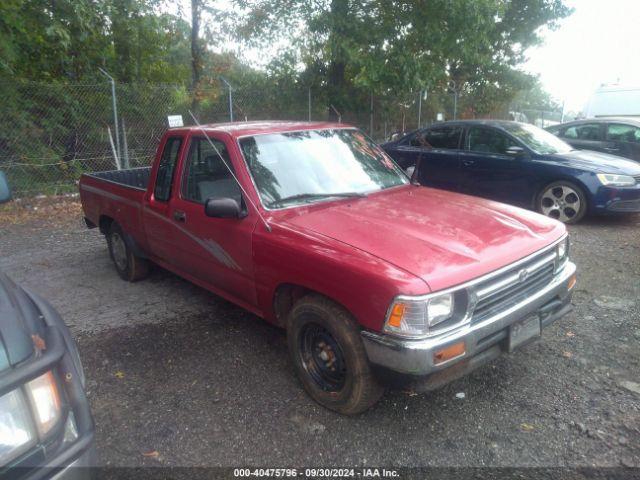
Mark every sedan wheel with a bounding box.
[538,181,586,224]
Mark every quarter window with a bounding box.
[182,137,240,204]
[154,137,182,202]
[606,123,640,144]
[466,127,518,155]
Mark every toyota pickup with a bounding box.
[79,121,576,414]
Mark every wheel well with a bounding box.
[98,215,114,235]
[272,284,316,327]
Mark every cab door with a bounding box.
[142,135,186,265]
[168,133,258,307]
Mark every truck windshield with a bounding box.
[239,129,408,209]
[502,123,573,155]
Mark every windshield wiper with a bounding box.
[271,191,368,207]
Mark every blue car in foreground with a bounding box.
[382,120,640,223]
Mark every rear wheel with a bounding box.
[106,222,149,282]
[287,295,384,415]
[536,181,587,224]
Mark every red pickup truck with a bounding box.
[79,121,576,414]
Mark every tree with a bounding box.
[236,0,572,116]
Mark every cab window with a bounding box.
[182,137,241,204]
[154,137,182,202]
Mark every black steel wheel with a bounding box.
[287,294,384,415]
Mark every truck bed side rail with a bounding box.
[83,166,151,191]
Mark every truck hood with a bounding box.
[547,149,640,175]
[279,186,566,292]
[0,271,41,371]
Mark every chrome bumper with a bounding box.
[361,261,576,376]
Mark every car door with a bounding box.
[142,135,186,264]
[604,123,640,161]
[559,123,606,153]
[458,126,532,207]
[407,125,463,191]
[168,133,258,306]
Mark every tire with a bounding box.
[106,222,149,282]
[536,180,587,224]
[287,295,384,415]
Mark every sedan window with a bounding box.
[606,123,640,144]
[466,127,518,155]
[563,124,602,141]
[411,127,462,149]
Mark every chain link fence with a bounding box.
[0,78,563,198]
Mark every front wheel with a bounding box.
[536,181,587,224]
[287,295,384,415]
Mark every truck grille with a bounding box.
[470,249,557,324]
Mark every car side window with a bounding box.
[411,127,462,150]
[562,124,601,141]
[466,127,517,155]
[606,123,640,144]
[182,137,241,204]
[154,137,182,202]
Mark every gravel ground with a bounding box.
[1,198,639,468]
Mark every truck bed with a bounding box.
[84,166,151,191]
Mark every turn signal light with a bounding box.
[387,303,405,328]
[434,341,465,365]
[567,275,577,291]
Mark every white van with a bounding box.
[584,84,640,118]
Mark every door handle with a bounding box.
[604,147,619,152]
[173,210,186,222]
[462,159,476,166]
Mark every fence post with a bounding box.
[122,117,130,169]
[308,87,311,121]
[369,93,374,136]
[220,76,233,122]
[417,90,422,128]
[98,68,121,162]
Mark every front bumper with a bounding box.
[3,291,96,480]
[593,184,640,213]
[361,261,576,379]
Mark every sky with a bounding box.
[524,0,640,113]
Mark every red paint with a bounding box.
[80,122,566,332]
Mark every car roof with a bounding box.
[551,117,640,128]
[423,119,526,129]
[168,121,353,139]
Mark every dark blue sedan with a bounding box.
[382,120,640,223]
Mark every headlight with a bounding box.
[555,236,569,272]
[597,173,636,187]
[25,371,62,437]
[384,292,456,338]
[0,389,37,465]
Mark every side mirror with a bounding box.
[506,146,525,157]
[204,197,245,219]
[0,171,11,204]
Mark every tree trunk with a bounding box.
[327,0,348,121]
